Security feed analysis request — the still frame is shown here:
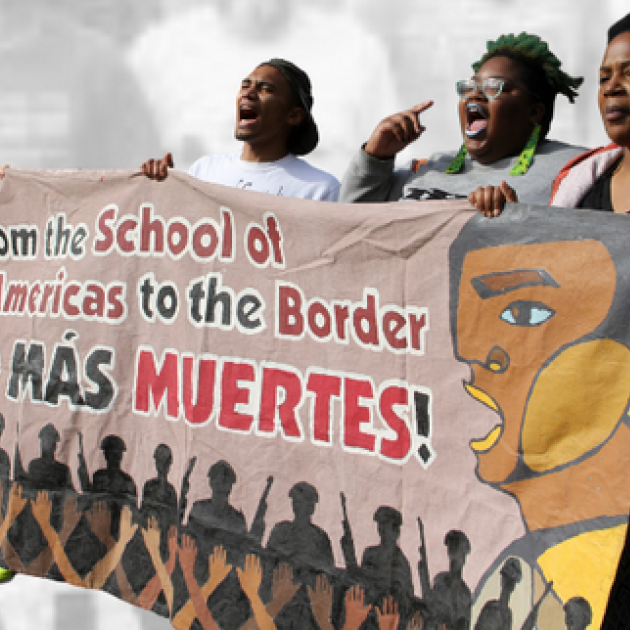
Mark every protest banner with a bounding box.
[0,169,625,630]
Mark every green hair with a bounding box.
[471,32,582,138]
[472,32,581,102]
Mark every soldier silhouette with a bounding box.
[474,558,522,630]
[141,443,178,557]
[267,481,335,630]
[430,530,472,630]
[27,423,74,492]
[89,435,137,538]
[186,460,249,629]
[361,506,414,629]
[564,597,592,630]
[0,414,11,484]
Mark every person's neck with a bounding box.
[240,143,290,164]
[611,149,630,213]
[502,422,630,532]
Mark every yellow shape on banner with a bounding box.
[538,524,626,629]
[522,339,630,472]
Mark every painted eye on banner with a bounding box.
[500,300,555,327]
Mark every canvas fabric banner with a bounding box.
[0,169,626,630]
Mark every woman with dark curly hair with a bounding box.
[340,32,584,211]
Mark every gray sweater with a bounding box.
[340,140,586,205]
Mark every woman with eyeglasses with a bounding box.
[339,32,584,208]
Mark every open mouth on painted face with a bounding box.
[465,104,488,137]
[463,381,503,453]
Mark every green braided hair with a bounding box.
[471,32,583,138]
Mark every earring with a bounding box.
[510,124,541,176]
[445,143,468,174]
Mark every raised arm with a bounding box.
[172,542,232,630]
[31,491,83,587]
[174,535,220,630]
[142,516,174,613]
[307,573,335,630]
[237,554,276,630]
[86,505,137,590]
[339,102,433,203]
[342,585,372,630]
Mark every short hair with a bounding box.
[472,32,582,139]
[100,434,126,452]
[608,13,630,43]
[289,481,318,504]
[374,506,403,527]
[208,460,236,484]
[153,443,172,463]
[39,423,60,443]
[500,557,522,584]
[444,530,471,555]
[564,596,592,627]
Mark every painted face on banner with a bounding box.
[454,239,629,485]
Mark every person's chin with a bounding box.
[464,134,492,161]
[475,442,519,487]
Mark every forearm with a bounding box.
[179,565,220,630]
[87,532,133,590]
[339,148,400,203]
[145,544,174,612]
[38,523,83,587]
[249,594,276,630]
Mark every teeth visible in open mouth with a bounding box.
[465,103,488,137]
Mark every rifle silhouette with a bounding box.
[417,516,431,600]
[250,475,274,542]
[340,492,357,567]
[13,422,27,485]
[178,456,197,525]
[77,431,90,492]
[520,580,553,630]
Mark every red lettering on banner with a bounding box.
[353,293,379,347]
[382,311,407,350]
[93,206,116,253]
[135,349,179,419]
[246,225,269,266]
[334,304,350,341]
[259,366,303,438]
[306,372,341,444]
[343,377,376,453]
[219,361,255,432]
[107,286,126,320]
[275,282,429,355]
[409,312,427,352]
[28,283,41,314]
[220,208,234,261]
[277,285,304,337]
[168,221,188,257]
[83,284,106,317]
[62,282,81,317]
[308,300,332,339]
[117,218,137,253]
[265,214,284,267]
[183,355,216,425]
[379,385,412,461]
[191,223,218,259]
[140,205,165,253]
